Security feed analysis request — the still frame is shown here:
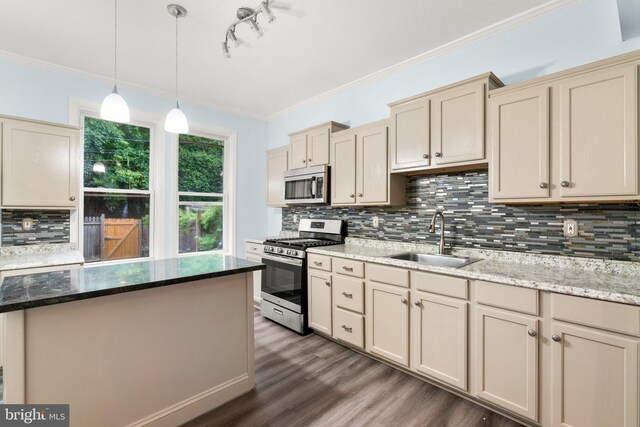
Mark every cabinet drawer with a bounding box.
[367,263,409,288]
[308,253,331,271]
[333,307,364,348]
[411,271,468,299]
[333,275,364,313]
[551,293,640,337]
[475,280,539,315]
[245,243,263,256]
[334,258,364,278]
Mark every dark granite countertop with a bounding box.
[0,254,264,313]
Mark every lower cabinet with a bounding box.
[308,270,332,335]
[411,291,468,391]
[475,306,539,421]
[550,322,639,427]
[366,281,410,367]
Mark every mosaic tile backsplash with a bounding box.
[282,170,640,262]
[2,210,71,246]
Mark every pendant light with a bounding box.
[100,0,130,123]
[165,4,189,134]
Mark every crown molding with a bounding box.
[266,0,584,121]
[0,49,269,121]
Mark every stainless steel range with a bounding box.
[260,219,345,334]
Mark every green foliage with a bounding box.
[178,134,224,193]
[178,206,224,252]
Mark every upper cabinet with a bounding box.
[265,146,288,207]
[331,120,405,206]
[389,73,503,174]
[1,116,80,209]
[489,54,640,203]
[288,121,349,170]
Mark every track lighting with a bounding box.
[222,0,276,58]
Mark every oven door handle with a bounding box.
[261,253,304,267]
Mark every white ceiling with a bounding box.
[0,0,551,118]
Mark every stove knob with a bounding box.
[277,248,284,254]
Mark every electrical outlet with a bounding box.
[372,216,379,228]
[293,214,298,224]
[563,219,578,238]
[21,217,34,231]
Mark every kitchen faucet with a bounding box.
[429,211,446,254]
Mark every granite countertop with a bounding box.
[0,254,264,314]
[308,239,640,306]
[0,243,85,272]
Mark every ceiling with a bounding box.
[0,0,551,118]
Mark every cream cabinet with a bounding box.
[366,281,410,367]
[265,146,288,207]
[389,73,502,174]
[331,121,406,206]
[1,117,79,208]
[308,269,332,335]
[288,121,349,170]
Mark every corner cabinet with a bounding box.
[389,73,503,174]
[1,116,80,209]
[288,121,349,170]
[265,146,288,207]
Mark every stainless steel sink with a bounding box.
[387,252,481,268]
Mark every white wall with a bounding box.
[0,57,268,257]
[265,0,640,234]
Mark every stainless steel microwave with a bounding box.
[283,165,329,205]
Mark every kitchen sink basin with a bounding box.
[387,252,481,268]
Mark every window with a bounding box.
[178,134,226,254]
[82,116,152,263]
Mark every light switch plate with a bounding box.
[372,216,379,228]
[563,219,578,238]
[293,214,299,224]
[21,217,34,231]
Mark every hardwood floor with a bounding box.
[184,312,523,427]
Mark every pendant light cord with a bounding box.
[114,0,118,86]
[175,14,179,106]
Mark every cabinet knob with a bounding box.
[539,182,548,189]
[358,193,363,197]
[434,152,442,158]
[308,158,312,162]
[69,196,76,201]
[400,298,407,304]
[349,194,355,198]
[302,159,306,163]
[528,329,537,337]
[552,334,562,342]
[560,181,570,188]
[414,301,421,307]
[324,281,330,286]
[422,154,429,159]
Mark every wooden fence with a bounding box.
[84,215,142,262]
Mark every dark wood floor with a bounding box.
[184,312,523,427]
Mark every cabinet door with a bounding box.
[331,132,356,205]
[475,306,538,421]
[366,281,409,367]
[2,119,78,207]
[432,81,485,165]
[265,147,288,207]
[288,133,308,170]
[490,86,550,200]
[559,64,638,197]
[551,322,639,427]
[412,291,468,391]
[390,97,430,170]
[307,127,330,167]
[356,124,388,204]
[308,271,332,335]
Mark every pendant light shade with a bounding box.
[101,0,130,123]
[101,86,130,123]
[164,102,189,134]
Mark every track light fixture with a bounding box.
[222,0,276,58]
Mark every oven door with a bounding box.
[261,253,305,313]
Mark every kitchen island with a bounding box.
[0,254,264,427]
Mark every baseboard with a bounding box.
[126,374,252,427]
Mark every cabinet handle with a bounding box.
[358,193,363,197]
[401,298,407,304]
[528,329,537,337]
[251,247,257,251]
[302,159,306,163]
[349,194,355,198]
[434,152,442,158]
[342,266,353,272]
[314,261,322,266]
[414,301,421,307]
[552,334,562,342]
[422,154,429,159]
[539,182,548,189]
[341,292,353,298]
[341,325,352,333]
[560,181,570,188]
[69,196,76,201]
[324,281,330,286]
